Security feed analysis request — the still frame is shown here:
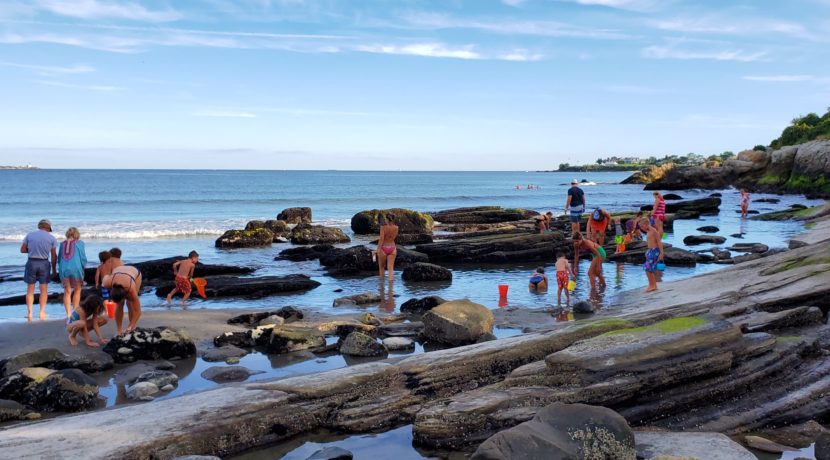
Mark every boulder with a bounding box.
[0,399,25,422]
[400,296,446,313]
[817,432,830,460]
[635,432,755,460]
[23,368,99,412]
[758,420,828,448]
[644,166,732,190]
[416,232,570,264]
[258,315,285,327]
[790,140,830,196]
[422,300,494,345]
[640,197,721,215]
[290,223,350,245]
[200,366,264,383]
[378,321,424,337]
[319,245,428,275]
[744,435,797,453]
[401,263,452,282]
[470,403,635,460]
[134,370,178,389]
[126,381,160,400]
[383,337,415,351]
[113,362,158,386]
[572,301,594,314]
[683,235,727,245]
[0,348,65,377]
[245,219,290,241]
[728,243,769,253]
[227,307,304,326]
[430,206,539,224]
[332,292,381,307]
[305,447,354,460]
[350,208,434,237]
[277,207,312,224]
[662,193,683,200]
[277,244,334,261]
[215,228,273,248]
[102,327,196,363]
[52,352,114,374]
[339,332,388,357]
[266,327,326,354]
[621,164,674,185]
[697,225,720,233]
[155,275,320,299]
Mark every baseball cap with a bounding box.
[38,219,53,231]
[571,179,578,184]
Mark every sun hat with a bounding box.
[571,179,578,184]
[37,219,52,231]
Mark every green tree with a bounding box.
[596,158,604,165]
[753,145,767,151]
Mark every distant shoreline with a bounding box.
[543,165,641,173]
[0,166,38,170]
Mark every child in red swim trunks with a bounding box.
[554,252,571,306]
[166,250,198,306]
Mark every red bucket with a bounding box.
[104,300,115,319]
[498,284,509,298]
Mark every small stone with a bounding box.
[126,382,160,400]
[258,315,285,327]
[24,412,42,420]
[200,366,264,383]
[572,300,594,314]
[118,347,133,355]
[305,446,354,460]
[160,384,175,392]
[744,435,798,453]
[202,345,249,363]
[155,361,176,370]
[225,357,240,365]
[383,337,415,351]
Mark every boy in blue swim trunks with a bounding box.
[639,219,664,292]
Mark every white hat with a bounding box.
[571,179,578,184]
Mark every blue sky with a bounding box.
[0,0,828,170]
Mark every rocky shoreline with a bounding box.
[1,207,828,459]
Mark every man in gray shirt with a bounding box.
[21,219,58,321]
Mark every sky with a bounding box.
[0,0,829,170]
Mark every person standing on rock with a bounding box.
[640,219,664,292]
[20,219,58,321]
[740,189,750,218]
[565,179,585,236]
[377,213,399,281]
[57,227,88,318]
[651,191,667,237]
[102,265,143,334]
[573,232,605,290]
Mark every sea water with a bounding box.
[0,169,822,321]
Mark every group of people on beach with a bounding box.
[20,219,203,347]
[529,179,670,307]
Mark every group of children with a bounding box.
[66,249,200,348]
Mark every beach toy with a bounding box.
[616,243,626,254]
[656,261,667,271]
[104,300,116,319]
[567,280,576,292]
[498,284,509,298]
[193,277,208,299]
[661,232,667,240]
[614,235,623,244]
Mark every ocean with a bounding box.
[0,169,821,321]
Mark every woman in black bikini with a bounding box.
[102,265,142,334]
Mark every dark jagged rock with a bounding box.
[84,257,253,285]
[684,235,727,245]
[134,370,178,389]
[102,327,196,363]
[755,198,781,203]
[416,232,569,264]
[215,228,274,248]
[0,368,98,413]
[333,292,381,307]
[200,366,263,383]
[227,307,304,326]
[662,193,683,200]
[53,352,114,374]
[710,192,722,197]
[401,263,452,282]
[277,245,334,261]
[155,275,320,299]
[572,300,594,314]
[640,197,721,215]
[378,321,424,337]
[202,345,249,363]
[605,241,697,266]
[265,327,326,354]
[339,332,387,357]
[319,245,428,275]
[400,296,446,314]
[245,219,290,241]
[697,226,720,233]
[422,300,494,345]
[0,399,25,422]
[728,243,770,253]
[471,403,635,460]
[816,432,830,460]
[290,223,350,245]
[430,206,539,224]
[277,207,312,224]
[350,208,433,238]
[0,348,113,377]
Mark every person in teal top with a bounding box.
[58,227,87,318]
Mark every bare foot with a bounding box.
[27,314,33,321]
[39,312,48,320]
[645,287,657,292]
[116,329,123,336]
[85,341,100,348]
[166,296,172,304]
[99,338,109,345]
[68,335,79,346]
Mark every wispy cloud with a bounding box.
[34,79,122,91]
[401,12,632,40]
[642,39,767,62]
[654,17,819,41]
[499,49,544,61]
[33,0,181,22]
[356,43,481,60]
[566,0,665,12]
[193,111,257,118]
[0,60,94,76]
[743,75,829,82]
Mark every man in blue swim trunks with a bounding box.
[639,219,664,292]
[21,219,58,321]
[565,179,585,236]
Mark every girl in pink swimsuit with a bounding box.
[651,192,666,237]
[377,213,399,281]
[740,189,750,218]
